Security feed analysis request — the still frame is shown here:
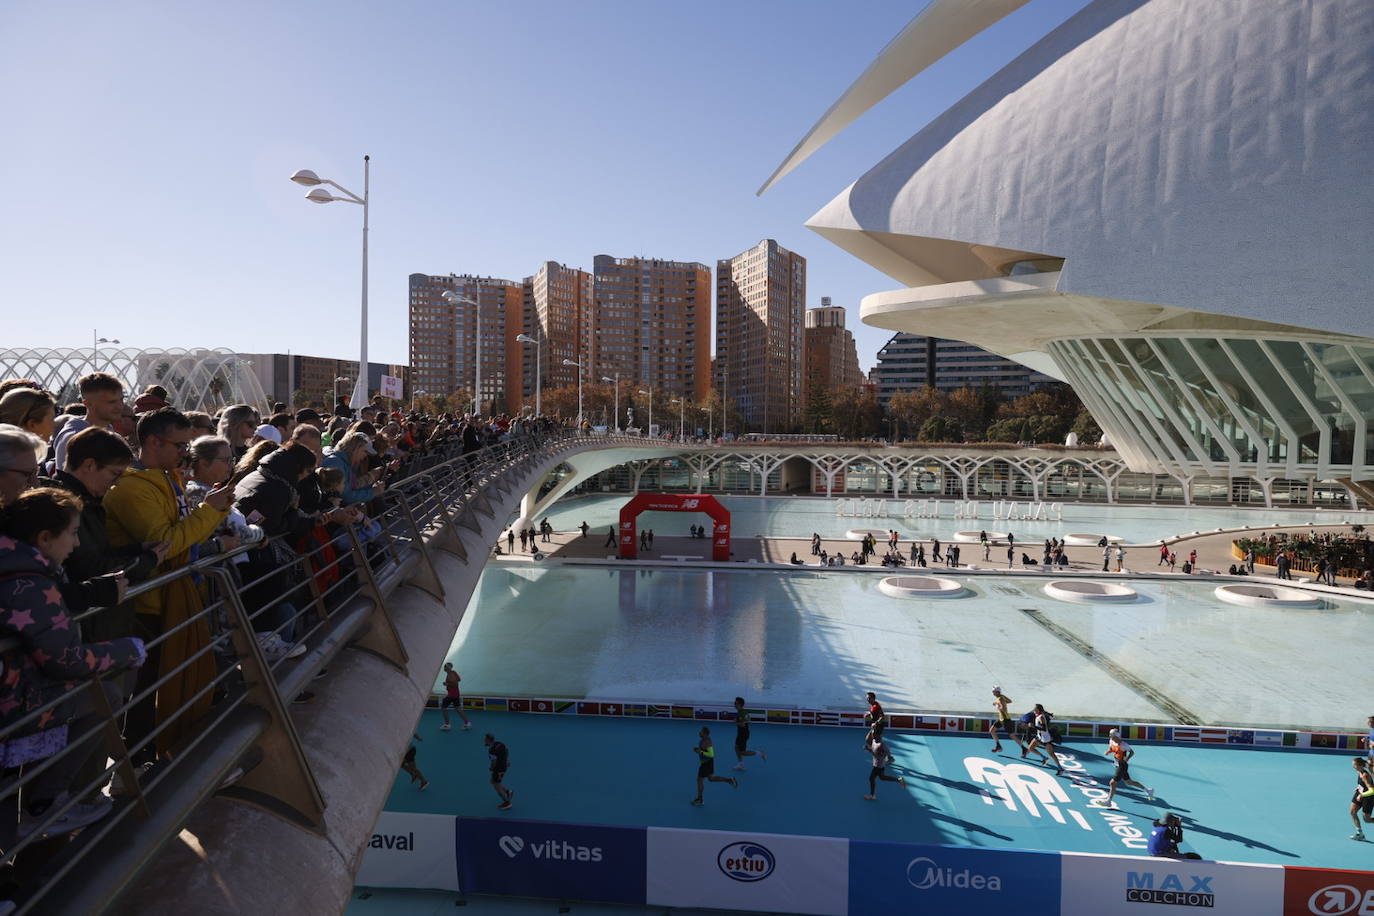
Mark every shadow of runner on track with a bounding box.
[1173,814,1300,858]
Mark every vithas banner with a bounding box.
[457,817,646,904]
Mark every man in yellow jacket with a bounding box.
[105,408,233,757]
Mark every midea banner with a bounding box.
[848,839,1059,915]
[646,826,849,915]
[354,811,459,892]
[1060,851,1284,916]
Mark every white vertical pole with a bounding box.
[352,155,370,408]
[474,294,482,416]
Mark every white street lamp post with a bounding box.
[601,374,620,433]
[638,388,653,437]
[671,397,685,440]
[516,333,541,415]
[291,160,370,409]
[562,358,583,426]
[92,330,120,375]
[412,389,428,411]
[441,289,482,416]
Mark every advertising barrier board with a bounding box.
[646,826,849,915]
[1060,851,1284,916]
[354,811,459,892]
[848,839,1059,916]
[456,817,646,904]
[1284,866,1374,916]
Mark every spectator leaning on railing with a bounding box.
[103,408,233,756]
[39,428,166,626]
[0,487,147,838]
[233,444,323,655]
[322,432,386,506]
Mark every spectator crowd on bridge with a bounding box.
[0,372,560,866]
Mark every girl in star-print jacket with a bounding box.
[0,487,145,740]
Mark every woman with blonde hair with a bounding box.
[0,387,57,444]
[216,404,259,460]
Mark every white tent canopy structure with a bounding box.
[0,347,271,413]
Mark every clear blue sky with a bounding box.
[0,0,1090,373]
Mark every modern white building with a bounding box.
[764,0,1374,503]
[0,347,269,413]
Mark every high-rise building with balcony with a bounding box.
[527,262,593,395]
[715,239,805,433]
[408,273,524,414]
[802,298,863,402]
[870,333,1053,407]
[589,255,711,400]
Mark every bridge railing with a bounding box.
[0,425,635,914]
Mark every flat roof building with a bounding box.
[803,299,863,405]
[871,332,1053,407]
[409,273,524,414]
[590,255,711,401]
[716,239,806,434]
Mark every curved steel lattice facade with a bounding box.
[0,347,270,413]
[1047,335,1374,482]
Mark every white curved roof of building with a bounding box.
[787,0,1374,338]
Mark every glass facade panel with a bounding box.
[1186,339,1286,464]
[1099,339,1200,462]
[1151,338,1253,461]
[1226,339,1321,464]
[973,460,1034,498]
[1068,340,1169,469]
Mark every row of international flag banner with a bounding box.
[433,695,1368,752]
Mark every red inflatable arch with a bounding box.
[618,493,730,561]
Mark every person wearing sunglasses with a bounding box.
[0,424,45,506]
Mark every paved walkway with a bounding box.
[494,523,1368,585]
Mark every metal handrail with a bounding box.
[1,423,616,914]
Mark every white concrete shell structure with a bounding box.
[768,0,1374,500]
[0,347,270,413]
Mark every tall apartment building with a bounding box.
[715,239,806,433]
[527,262,593,395]
[408,273,524,413]
[802,298,863,402]
[871,332,1055,407]
[589,255,711,400]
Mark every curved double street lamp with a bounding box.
[562,359,583,425]
[516,333,541,415]
[637,387,653,436]
[291,160,370,408]
[670,397,686,440]
[440,289,482,415]
[601,373,620,432]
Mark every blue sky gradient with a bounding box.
[1,0,1089,371]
